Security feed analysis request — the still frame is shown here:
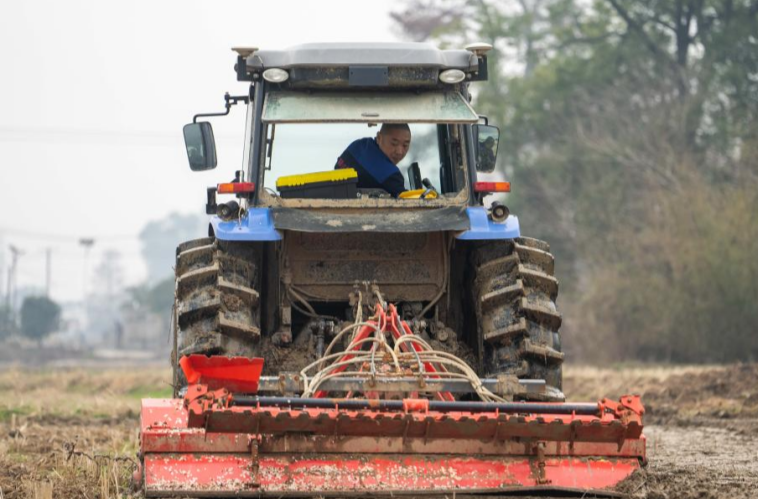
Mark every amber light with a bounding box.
[474,181,510,193]
[217,182,255,194]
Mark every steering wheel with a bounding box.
[420,178,438,199]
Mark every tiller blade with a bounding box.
[140,388,646,496]
[141,303,645,496]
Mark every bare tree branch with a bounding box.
[645,13,677,32]
[606,0,674,63]
[555,32,618,50]
[389,1,464,42]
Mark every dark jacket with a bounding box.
[335,138,406,196]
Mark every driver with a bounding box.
[334,123,410,197]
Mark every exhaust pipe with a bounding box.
[490,201,510,223]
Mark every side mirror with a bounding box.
[183,122,217,171]
[474,125,500,173]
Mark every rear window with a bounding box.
[262,123,446,193]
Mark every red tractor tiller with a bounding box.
[138,302,645,496]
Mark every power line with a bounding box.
[15,249,145,259]
[0,226,138,242]
[0,126,242,146]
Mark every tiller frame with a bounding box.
[139,302,646,497]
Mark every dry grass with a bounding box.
[0,367,172,421]
[0,366,171,499]
[563,363,721,401]
[1,363,756,498]
[565,363,758,422]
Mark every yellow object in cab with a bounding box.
[398,189,438,199]
[276,169,358,188]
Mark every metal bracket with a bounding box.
[469,55,489,81]
[184,384,232,427]
[533,441,551,485]
[248,436,261,488]
[600,395,645,424]
[193,92,250,123]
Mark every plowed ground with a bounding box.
[0,364,756,498]
[567,364,758,499]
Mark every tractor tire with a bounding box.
[471,237,564,401]
[172,237,261,392]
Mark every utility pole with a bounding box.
[4,259,10,311]
[45,247,52,297]
[0,233,5,301]
[7,245,24,314]
[79,238,95,301]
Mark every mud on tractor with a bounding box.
[136,43,646,496]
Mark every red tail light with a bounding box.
[474,181,510,193]
[217,182,255,194]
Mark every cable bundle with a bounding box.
[299,296,505,403]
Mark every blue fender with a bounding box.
[455,207,520,240]
[211,206,518,241]
[210,208,282,241]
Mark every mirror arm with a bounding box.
[193,92,251,123]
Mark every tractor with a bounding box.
[135,42,646,496]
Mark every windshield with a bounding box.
[262,123,459,196]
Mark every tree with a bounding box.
[93,249,124,298]
[20,296,61,344]
[139,213,205,284]
[391,0,758,363]
[0,304,14,339]
[122,276,175,342]
[87,249,127,344]
[125,277,174,316]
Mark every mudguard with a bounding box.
[211,206,519,240]
[210,208,282,241]
[456,207,521,240]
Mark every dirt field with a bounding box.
[1,363,757,498]
[567,364,758,499]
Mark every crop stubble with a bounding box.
[1,364,756,498]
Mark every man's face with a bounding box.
[376,128,411,165]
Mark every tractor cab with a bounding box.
[183,43,505,214]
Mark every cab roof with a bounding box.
[245,43,478,70]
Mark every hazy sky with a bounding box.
[0,0,402,302]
